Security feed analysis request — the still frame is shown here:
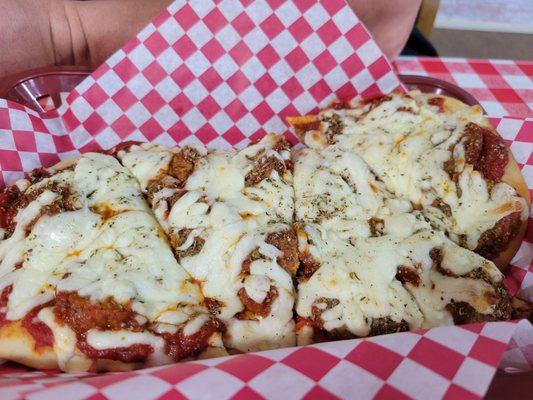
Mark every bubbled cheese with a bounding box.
[119,135,297,352]
[294,142,507,340]
[304,91,527,249]
[0,153,207,327]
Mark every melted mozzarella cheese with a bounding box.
[72,152,149,214]
[296,226,425,337]
[153,323,179,334]
[119,135,294,227]
[155,306,205,326]
[0,191,70,319]
[86,328,173,366]
[0,153,209,334]
[176,219,296,351]
[304,91,526,248]
[244,274,271,303]
[297,224,504,337]
[427,165,528,249]
[182,144,293,226]
[294,146,426,241]
[226,288,295,352]
[117,144,176,190]
[119,135,297,352]
[57,210,202,321]
[294,142,507,339]
[183,228,296,352]
[38,307,92,372]
[86,329,165,350]
[183,314,210,336]
[0,190,59,285]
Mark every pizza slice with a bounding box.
[289,91,530,269]
[293,144,512,344]
[0,153,225,372]
[118,134,297,352]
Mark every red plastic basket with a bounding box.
[0,65,528,397]
[0,66,93,112]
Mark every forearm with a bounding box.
[0,0,170,78]
[68,0,172,67]
[348,0,421,59]
[0,0,55,77]
[0,0,418,79]
[72,0,419,63]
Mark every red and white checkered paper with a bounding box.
[0,1,531,399]
[394,56,533,118]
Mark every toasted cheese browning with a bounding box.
[119,134,297,352]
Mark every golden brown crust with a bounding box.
[286,115,320,138]
[50,157,79,172]
[511,297,532,320]
[441,96,480,114]
[287,116,327,150]
[0,321,58,370]
[0,319,148,372]
[503,151,531,204]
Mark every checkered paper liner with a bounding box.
[394,56,533,118]
[0,321,521,400]
[0,1,531,399]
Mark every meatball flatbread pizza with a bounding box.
[289,91,530,270]
[0,153,225,372]
[117,134,297,353]
[0,91,529,372]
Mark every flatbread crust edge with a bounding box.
[0,321,58,370]
[0,319,227,372]
[0,321,155,372]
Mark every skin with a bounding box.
[347,0,422,58]
[0,0,172,78]
[0,0,421,79]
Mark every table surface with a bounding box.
[394,56,532,118]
